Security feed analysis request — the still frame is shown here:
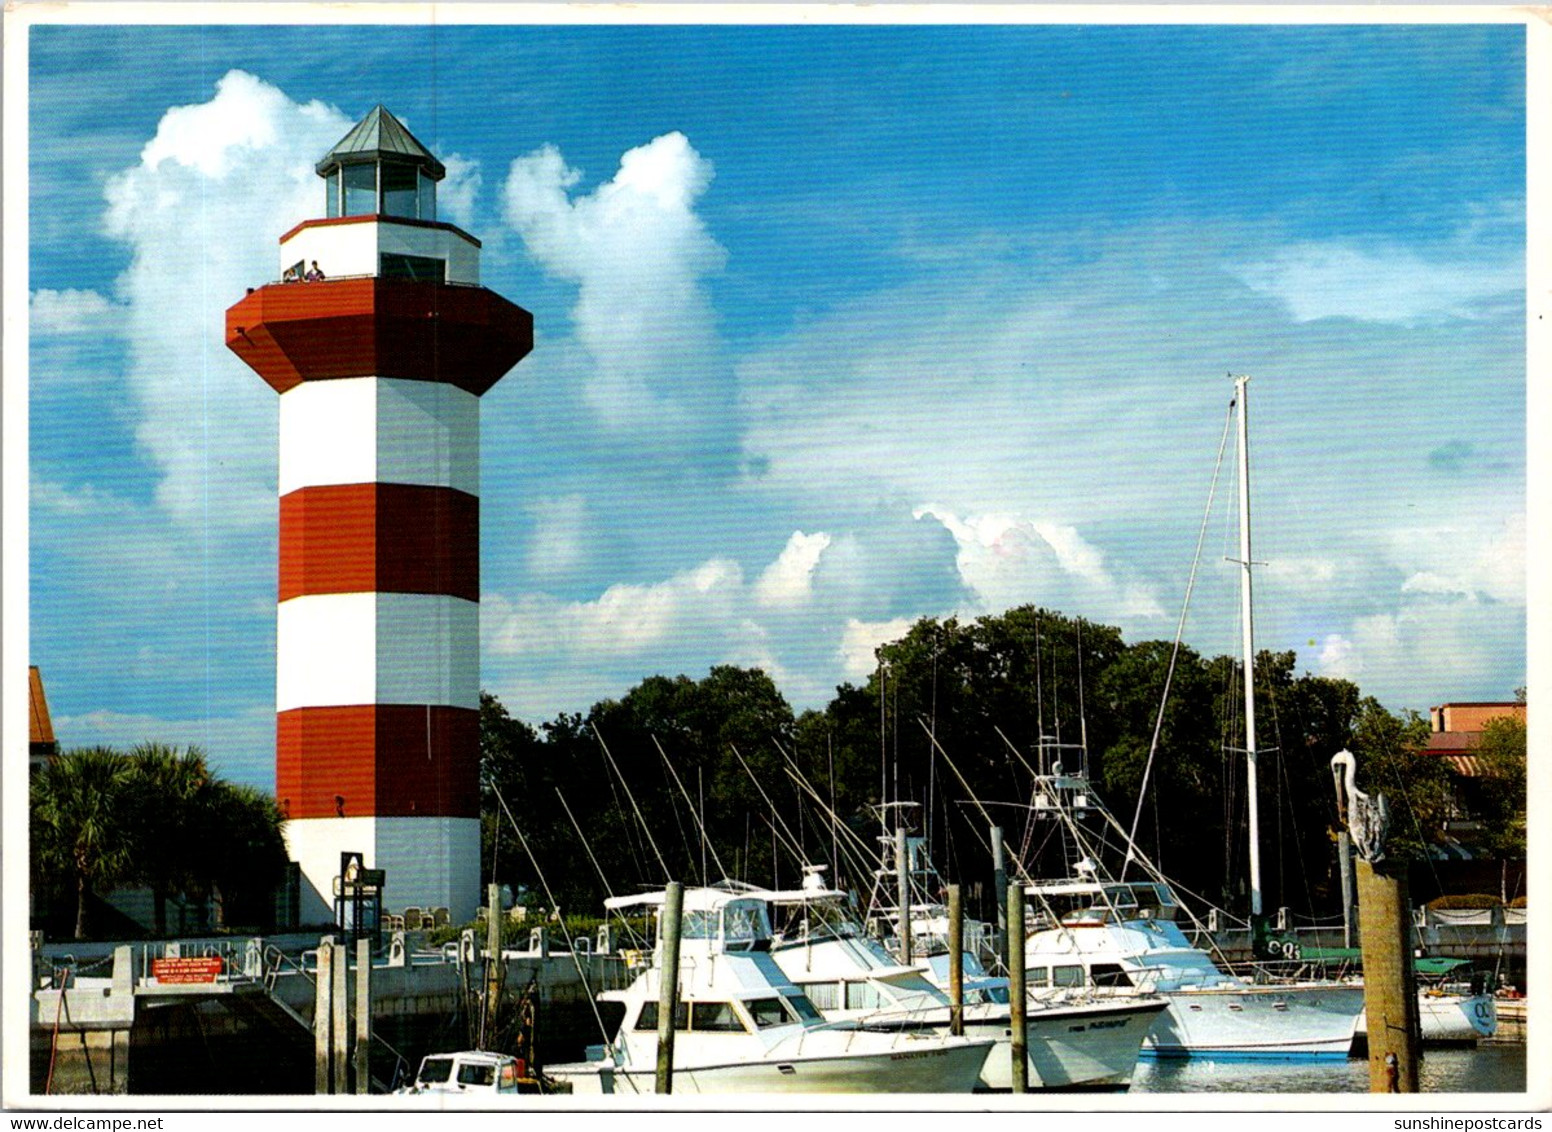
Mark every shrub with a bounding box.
[1425,893,1500,910]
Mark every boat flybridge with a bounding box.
[757,868,1166,1090]
[542,885,994,1094]
[1020,767,1364,1060]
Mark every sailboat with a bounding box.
[1019,376,1365,1059]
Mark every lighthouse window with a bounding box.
[418,169,436,221]
[324,171,341,218]
[379,253,446,284]
[343,163,377,216]
[381,162,419,218]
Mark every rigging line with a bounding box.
[490,783,626,1079]
[553,788,619,903]
[594,730,648,885]
[770,736,875,865]
[591,723,670,880]
[992,724,1045,867]
[775,757,881,883]
[653,735,730,884]
[1077,617,1090,779]
[1007,721,1237,963]
[1122,393,1237,882]
[729,744,807,869]
[758,812,805,880]
[828,731,840,890]
[651,737,699,885]
[918,719,1021,882]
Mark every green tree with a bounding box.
[1346,698,1451,861]
[123,743,209,936]
[1474,715,1527,856]
[199,781,289,929]
[31,747,134,939]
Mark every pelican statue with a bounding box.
[1330,748,1390,864]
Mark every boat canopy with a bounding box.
[604,888,775,952]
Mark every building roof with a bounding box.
[29,666,56,749]
[316,104,445,181]
[1425,731,1482,755]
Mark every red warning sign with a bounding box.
[151,957,224,984]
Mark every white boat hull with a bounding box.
[1357,992,1496,1045]
[1141,983,1365,1060]
[547,1039,992,1095]
[971,999,1167,1090]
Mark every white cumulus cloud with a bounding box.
[101,70,351,529]
[500,133,732,457]
[755,531,832,608]
[1235,241,1521,325]
[30,288,121,335]
[839,618,916,679]
[914,505,1163,624]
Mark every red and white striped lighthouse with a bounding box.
[226,106,532,923]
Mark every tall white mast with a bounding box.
[1233,374,1263,917]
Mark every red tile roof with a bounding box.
[29,666,56,748]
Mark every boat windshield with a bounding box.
[417,1057,454,1084]
[457,1061,497,1087]
[682,910,718,939]
[782,990,824,1023]
[721,899,771,951]
[770,898,857,944]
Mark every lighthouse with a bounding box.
[226,106,532,923]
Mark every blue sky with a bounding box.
[19,16,1529,790]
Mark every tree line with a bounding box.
[481,605,1526,927]
[31,605,1523,940]
[30,744,289,940]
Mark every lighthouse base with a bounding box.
[282,816,481,927]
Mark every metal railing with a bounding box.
[258,272,485,290]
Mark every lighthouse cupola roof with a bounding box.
[316,105,444,222]
[317,104,445,180]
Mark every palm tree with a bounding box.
[123,744,209,937]
[31,747,133,939]
[200,782,289,928]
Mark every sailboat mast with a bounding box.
[1234,373,1263,917]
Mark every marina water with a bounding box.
[1130,1045,1526,1094]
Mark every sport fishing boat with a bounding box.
[1020,831,1364,1060]
[542,886,994,1094]
[759,871,1166,1090]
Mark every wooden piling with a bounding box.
[314,944,332,1094]
[484,882,503,1047]
[1357,859,1419,1092]
[947,884,964,1036]
[656,881,684,1095]
[354,937,371,1095]
[331,942,348,1095]
[1007,885,1027,1094]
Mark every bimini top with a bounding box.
[316,104,445,181]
